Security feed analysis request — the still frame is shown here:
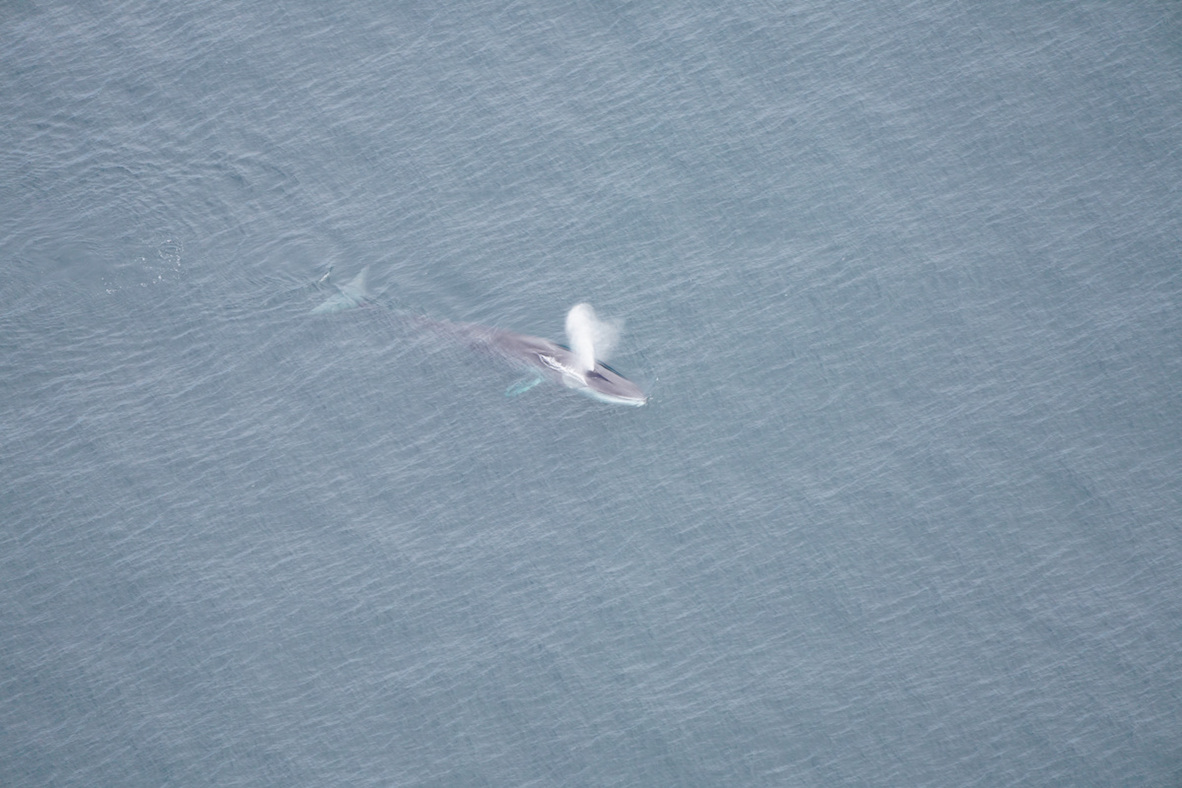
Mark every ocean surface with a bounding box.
[2,1,1180,785]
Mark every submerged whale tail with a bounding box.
[311,267,370,314]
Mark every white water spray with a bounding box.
[565,303,621,375]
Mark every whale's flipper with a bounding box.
[505,373,544,397]
[311,267,369,314]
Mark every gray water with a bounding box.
[2,1,1180,785]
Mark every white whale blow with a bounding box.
[564,303,621,376]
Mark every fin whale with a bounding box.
[451,320,647,407]
[312,271,647,406]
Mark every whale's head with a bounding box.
[559,302,646,406]
[578,364,647,407]
[536,349,646,407]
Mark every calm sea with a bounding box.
[2,1,1180,785]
